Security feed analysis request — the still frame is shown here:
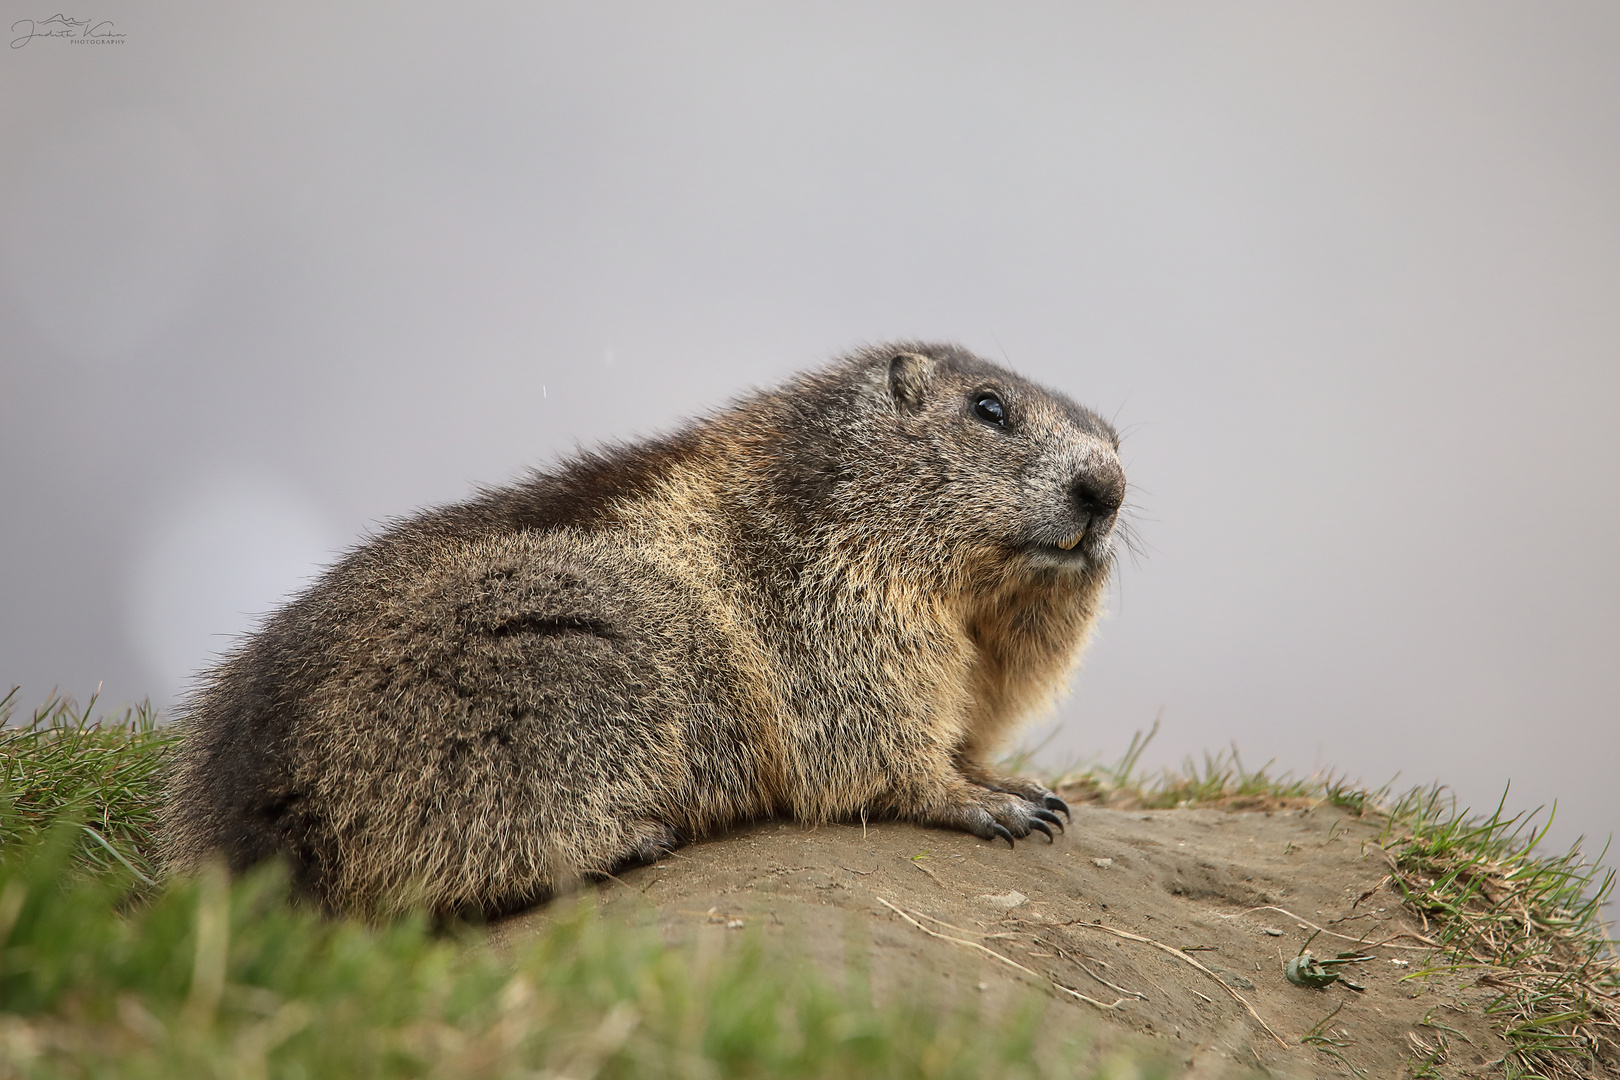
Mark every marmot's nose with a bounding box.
[1071,454,1126,519]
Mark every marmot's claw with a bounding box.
[1043,794,1072,822]
[991,823,1016,848]
[1027,818,1054,843]
[1032,807,1065,833]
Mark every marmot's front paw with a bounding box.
[923,788,1066,848]
[961,769,1072,824]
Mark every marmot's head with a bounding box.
[799,343,1127,583]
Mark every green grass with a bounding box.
[0,844,1114,1078]
[0,694,1157,1079]
[1378,787,1620,1079]
[1047,719,1324,811]
[5,693,1615,1078]
[0,689,172,887]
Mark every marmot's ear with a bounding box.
[888,352,935,411]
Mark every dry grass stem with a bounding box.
[1220,904,1438,951]
[1055,918,1288,1047]
[874,896,1126,1011]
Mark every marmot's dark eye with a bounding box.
[974,394,1006,427]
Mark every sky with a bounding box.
[2,3,1617,859]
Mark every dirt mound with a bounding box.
[501,801,1507,1077]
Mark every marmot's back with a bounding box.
[162,343,1127,917]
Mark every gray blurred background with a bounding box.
[3,4,1616,856]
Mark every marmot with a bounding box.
[162,343,1128,917]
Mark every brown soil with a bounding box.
[500,798,1513,1078]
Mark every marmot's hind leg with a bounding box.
[605,820,687,874]
[299,540,698,918]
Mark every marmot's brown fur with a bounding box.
[162,343,1128,917]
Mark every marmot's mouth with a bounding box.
[1024,525,1113,566]
[1026,535,1093,562]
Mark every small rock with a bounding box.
[975,890,1028,909]
[1091,857,1113,870]
[725,919,745,929]
[1262,927,1283,936]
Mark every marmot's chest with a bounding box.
[959,582,1098,742]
